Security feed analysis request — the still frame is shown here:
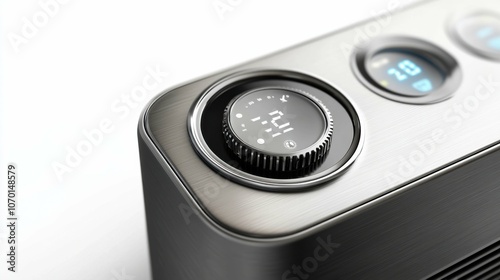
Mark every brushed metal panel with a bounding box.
[145,0,500,237]
[139,119,500,280]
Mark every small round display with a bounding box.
[452,12,500,60]
[366,51,445,97]
[352,37,462,104]
[189,70,364,191]
[227,88,326,155]
[223,86,334,173]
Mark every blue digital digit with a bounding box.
[398,59,422,76]
[387,68,407,81]
[412,79,433,93]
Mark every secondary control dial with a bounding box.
[222,87,333,172]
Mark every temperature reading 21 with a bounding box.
[226,88,329,154]
[251,109,294,139]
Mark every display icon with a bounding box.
[284,140,297,149]
[412,79,433,93]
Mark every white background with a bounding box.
[0,0,417,279]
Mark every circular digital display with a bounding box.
[452,12,500,60]
[227,88,327,155]
[366,51,445,97]
[352,37,462,104]
[188,70,364,191]
[223,86,334,172]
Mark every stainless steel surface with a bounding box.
[140,114,500,279]
[139,0,500,279]
[144,0,500,238]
